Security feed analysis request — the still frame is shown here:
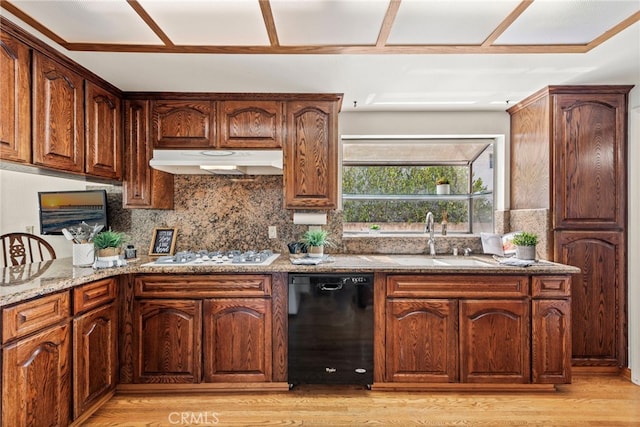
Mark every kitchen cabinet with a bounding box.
[218,100,283,148]
[85,81,122,179]
[1,292,71,427]
[460,299,529,383]
[32,51,84,174]
[386,299,458,383]
[203,298,272,382]
[555,230,624,367]
[152,100,216,148]
[0,30,31,163]
[509,85,631,368]
[72,278,118,419]
[133,299,202,383]
[284,99,339,209]
[379,273,570,388]
[124,274,285,388]
[123,99,174,209]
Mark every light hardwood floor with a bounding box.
[84,375,640,426]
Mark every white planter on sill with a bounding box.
[436,184,450,195]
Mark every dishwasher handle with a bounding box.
[318,282,344,291]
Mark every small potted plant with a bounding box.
[300,229,334,258]
[369,224,381,234]
[93,229,126,261]
[511,231,538,260]
[436,177,450,195]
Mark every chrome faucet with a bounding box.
[425,211,436,256]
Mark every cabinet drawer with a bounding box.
[73,278,117,314]
[386,275,529,298]
[532,276,571,298]
[134,274,272,298]
[2,291,70,343]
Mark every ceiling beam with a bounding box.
[587,10,640,51]
[127,0,174,47]
[482,0,533,47]
[376,0,401,48]
[259,0,280,47]
[0,0,68,47]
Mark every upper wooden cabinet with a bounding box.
[0,30,31,163]
[218,100,283,149]
[32,51,84,173]
[508,85,631,230]
[152,100,215,148]
[85,81,122,179]
[123,99,174,209]
[284,99,339,209]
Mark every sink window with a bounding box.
[342,136,494,234]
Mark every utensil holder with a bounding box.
[73,243,95,267]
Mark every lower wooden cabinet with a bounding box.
[460,299,529,383]
[380,274,571,388]
[73,301,118,418]
[2,322,71,427]
[385,299,458,382]
[203,298,272,382]
[133,299,202,383]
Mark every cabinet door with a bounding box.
[460,299,530,383]
[32,52,84,173]
[553,93,626,229]
[532,299,571,383]
[555,230,625,367]
[133,299,201,383]
[385,299,458,383]
[123,99,174,209]
[85,81,122,179]
[0,31,31,163]
[218,100,282,148]
[203,298,272,382]
[2,323,71,427]
[73,302,118,418]
[152,100,215,148]
[284,100,338,209]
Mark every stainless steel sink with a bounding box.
[370,255,496,267]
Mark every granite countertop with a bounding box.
[1,254,580,307]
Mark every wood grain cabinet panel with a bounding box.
[2,291,70,343]
[32,52,84,173]
[553,93,626,230]
[0,30,31,163]
[219,100,282,148]
[85,81,122,179]
[1,322,71,427]
[284,100,338,209]
[532,299,571,383]
[73,301,118,419]
[459,299,530,383]
[555,230,625,366]
[385,299,458,383]
[152,100,215,148]
[203,298,272,382]
[133,299,202,383]
[123,99,174,209]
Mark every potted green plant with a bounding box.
[511,231,538,260]
[436,177,450,195]
[300,229,334,258]
[369,224,381,234]
[93,229,126,261]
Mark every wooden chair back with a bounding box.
[1,233,57,266]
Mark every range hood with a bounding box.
[149,150,283,175]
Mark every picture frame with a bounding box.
[149,227,177,256]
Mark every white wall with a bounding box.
[0,169,89,259]
[628,86,639,385]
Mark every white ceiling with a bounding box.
[2,0,639,112]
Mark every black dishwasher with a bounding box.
[288,273,374,386]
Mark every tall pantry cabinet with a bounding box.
[508,85,632,368]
